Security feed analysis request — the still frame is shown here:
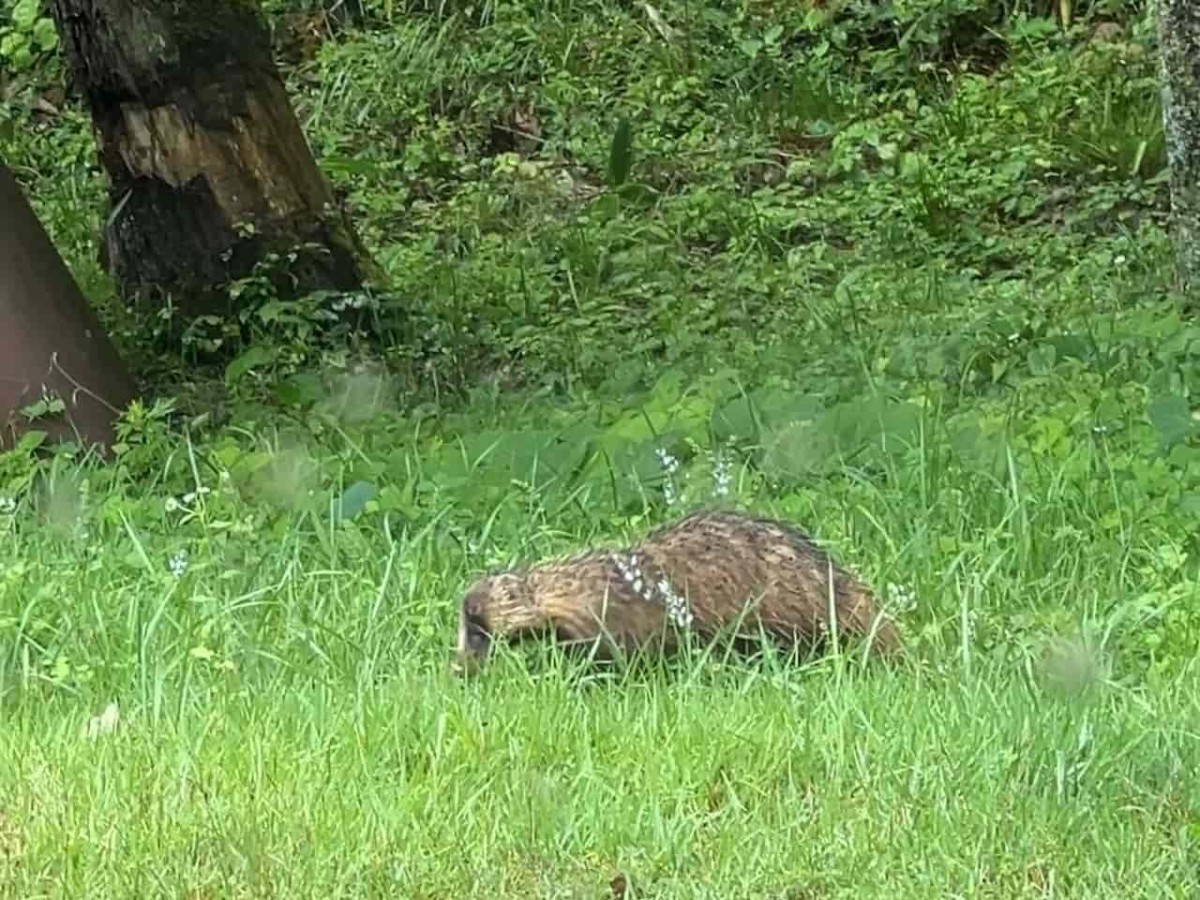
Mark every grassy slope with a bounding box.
[2,0,1200,896]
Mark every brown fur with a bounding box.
[454,508,901,674]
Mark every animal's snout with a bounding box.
[453,602,492,677]
[457,620,491,655]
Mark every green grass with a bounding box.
[2,0,1200,894]
[5,657,1200,897]
[1,403,1197,894]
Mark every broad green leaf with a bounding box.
[607,118,633,188]
[333,480,377,522]
[32,17,58,52]
[1147,393,1192,447]
[12,0,38,30]
[224,345,276,385]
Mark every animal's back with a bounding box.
[455,507,900,672]
[632,509,895,651]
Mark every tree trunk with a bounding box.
[0,164,136,453]
[48,0,379,321]
[1158,0,1200,301]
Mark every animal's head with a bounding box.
[453,571,535,676]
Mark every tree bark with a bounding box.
[1158,0,1200,301]
[48,0,379,321]
[0,164,136,453]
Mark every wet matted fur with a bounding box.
[454,508,901,674]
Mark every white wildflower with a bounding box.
[165,496,180,513]
[0,497,15,516]
[612,553,654,602]
[885,582,916,611]
[168,550,189,579]
[81,701,120,740]
[657,576,694,629]
[655,447,680,475]
[613,552,694,627]
[654,448,682,505]
[181,487,211,505]
[712,456,732,498]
